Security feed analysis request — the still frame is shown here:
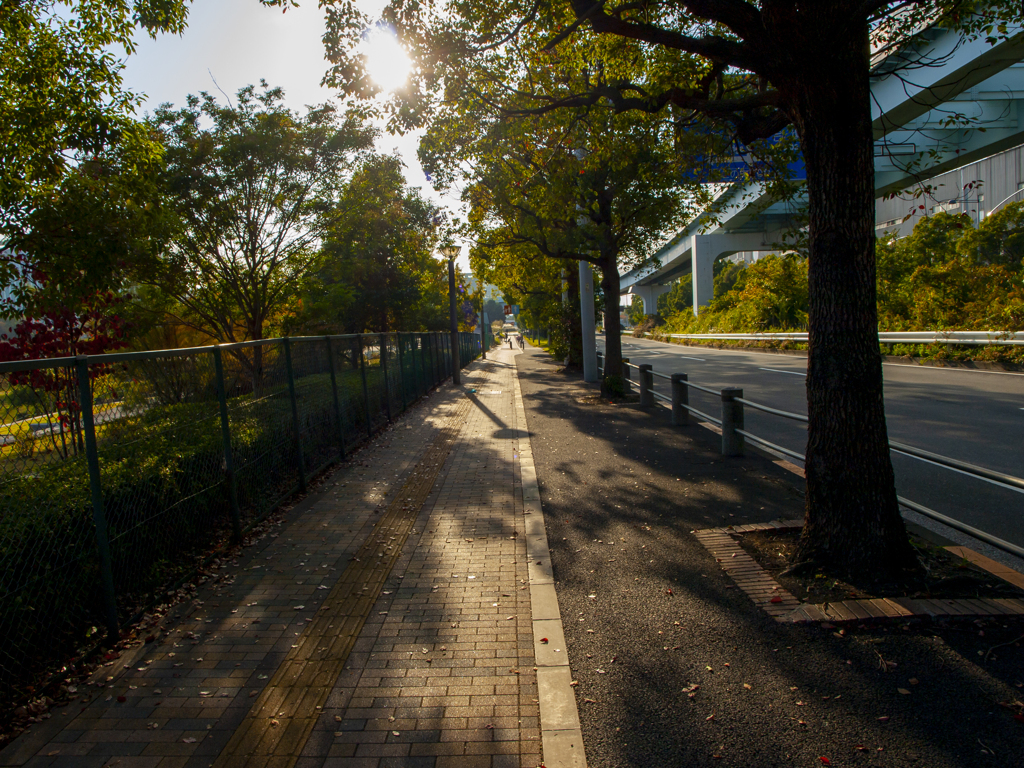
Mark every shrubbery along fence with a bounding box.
[0,331,480,701]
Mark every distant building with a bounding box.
[460,272,503,302]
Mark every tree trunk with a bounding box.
[597,256,624,397]
[783,19,917,579]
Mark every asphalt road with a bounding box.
[516,346,1024,768]
[597,334,1024,558]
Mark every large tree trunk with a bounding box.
[784,17,917,580]
[597,256,624,397]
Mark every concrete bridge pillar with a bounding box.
[630,284,671,316]
[690,232,774,316]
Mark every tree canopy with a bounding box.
[290,153,451,334]
[151,82,376,343]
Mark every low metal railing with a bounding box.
[597,351,1024,560]
[0,330,482,699]
[642,331,1024,346]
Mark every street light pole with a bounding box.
[443,245,462,385]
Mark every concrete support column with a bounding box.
[630,284,670,316]
[579,261,598,383]
[691,234,716,315]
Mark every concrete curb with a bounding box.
[512,350,588,768]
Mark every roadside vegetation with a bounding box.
[643,208,1024,366]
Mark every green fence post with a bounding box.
[410,334,420,399]
[433,332,440,385]
[380,332,393,422]
[397,334,407,412]
[325,336,346,460]
[75,356,119,643]
[426,333,432,387]
[212,346,242,543]
[359,335,373,437]
[283,337,307,493]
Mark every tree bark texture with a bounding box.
[775,15,917,578]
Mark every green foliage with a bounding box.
[661,209,1024,354]
[663,255,809,333]
[152,82,376,343]
[876,209,1024,334]
[628,295,645,327]
[291,154,445,334]
[658,276,693,317]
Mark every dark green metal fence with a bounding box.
[0,331,480,700]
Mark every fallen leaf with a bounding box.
[743,683,752,690]
[897,688,911,695]
[182,737,197,744]
[540,638,549,644]
[819,757,831,765]
[770,597,782,604]
[908,678,919,685]
[877,716,890,723]
[116,695,126,703]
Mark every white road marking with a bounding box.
[759,367,807,377]
[882,362,1024,376]
[677,355,706,362]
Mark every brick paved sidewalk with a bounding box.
[1,348,557,768]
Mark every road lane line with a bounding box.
[882,362,1024,376]
[759,367,806,377]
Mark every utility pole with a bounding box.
[443,244,461,385]
[580,261,598,383]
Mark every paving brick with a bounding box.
[1,349,542,768]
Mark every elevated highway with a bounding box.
[623,23,1024,315]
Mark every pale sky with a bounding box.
[119,0,472,268]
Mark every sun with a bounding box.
[364,27,411,94]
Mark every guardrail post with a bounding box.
[283,337,307,492]
[76,355,119,643]
[380,333,393,423]
[596,351,603,376]
[621,357,631,395]
[325,336,346,460]
[721,387,744,457]
[359,335,372,438]
[639,364,653,408]
[212,346,243,542]
[671,373,689,426]
[397,334,407,412]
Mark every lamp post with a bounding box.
[442,244,461,385]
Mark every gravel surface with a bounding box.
[516,346,1024,768]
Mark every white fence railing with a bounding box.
[642,331,1024,346]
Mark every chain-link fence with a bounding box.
[0,331,480,701]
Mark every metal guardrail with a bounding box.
[0,330,482,699]
[595,350,1024,560]
[643,331,1024,346]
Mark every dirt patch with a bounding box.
[737,528,1024,604]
